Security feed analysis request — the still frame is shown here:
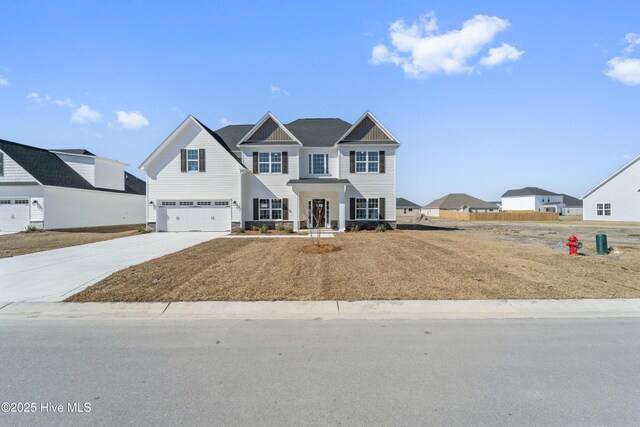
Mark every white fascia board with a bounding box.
[335,111,401,146]
[139,116,197,170]
[580,154,640,199]
[237,112,302,146]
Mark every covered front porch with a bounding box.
[287,179,350,231]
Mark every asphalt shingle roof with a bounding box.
[0,138,145,195]
[213,118,353,148]
[51,149,96,156]
[286,178,351,185]
[425,193,498,210]
[396,197,421,208]
[560,194,583,207]
[502,187,559,197]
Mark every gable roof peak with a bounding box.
[335,110,400,145]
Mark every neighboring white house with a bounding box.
[501,187,565,212]
[396,197,421,221]
[422,193,498,217]
[140,111,400,232]
[560,194,583,216]
[581,154,640,222]
[0,139,146,231]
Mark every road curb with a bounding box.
[0,299,639,319]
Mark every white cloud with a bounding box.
[371,12,522,77]
[0,77,8,86]
[480,43,524,67]
[116,110,149,129]
[52,97,75,107]
[623,33,640,53]
[605,57,640,85]
[71,105,102,124]
[27,92,50,105]
[270,85,290,96]
[220,117,236,126]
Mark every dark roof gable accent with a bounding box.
[245,117,294,142]
[502,187,559,198]
[343,116,392,142]
[124,172,146,195]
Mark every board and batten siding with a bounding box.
[344,117,392,141]
[42,186,145,229]
[0,149,38,183]
[583,158,640,222]
[241,147,299,222]
[246,118,294,142]
[146,122,242,223]
[339,146,396,220]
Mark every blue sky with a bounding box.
[1,1,639,204]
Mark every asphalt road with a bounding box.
[1,318,639,426]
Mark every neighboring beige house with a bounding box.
[422,193,498,217]
[396,197,421,221]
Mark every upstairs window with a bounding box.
[187,149,199,172]
[355,151,379,173]
[259,152,282,174]
[309,153,329,175]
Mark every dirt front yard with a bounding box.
[0,225,142,258]
[67,227,640,302]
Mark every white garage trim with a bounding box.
[156,199,232,232]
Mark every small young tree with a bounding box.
[302,202,324,245]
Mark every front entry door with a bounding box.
[311,199,326,228]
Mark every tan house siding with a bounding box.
[344,116,392,141]
[247,118,293,142]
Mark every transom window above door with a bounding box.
[309,153,329,175]
[355,151,379,173]
[259,152,282,174]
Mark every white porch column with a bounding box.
[338,185,346,231]
[292,187,300,231]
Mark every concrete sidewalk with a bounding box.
[0,299,639,319]
[0,232,225,302]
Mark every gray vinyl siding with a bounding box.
[343,117,392,141]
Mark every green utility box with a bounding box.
[596,234,608,255]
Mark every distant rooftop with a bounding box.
[502,187,559,198]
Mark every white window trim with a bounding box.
[258,152,283,174]
[355,197,380,220]
[309,153,329,175]
[354,151,379,174]
[259,198,283,220]
[186,149,199,172]
[596,202,612,216]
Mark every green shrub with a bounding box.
[349,224,360,232]
[283,226,294,234]
[251,225,260,232]
[24,224,42,233]
[375,224,387,232]
[275,223,285,231]
[233,226,246,234]
[259,224,269,234]
[137,225,149,233]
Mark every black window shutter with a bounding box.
[253,199,259,220]
[253,152,259,174]
[180,149,187,172]
[282,152,288,174]
[349,198,355,220]
[199,149,206,172]
[379,198,385,219]
[282,198,289,220]
[379,150,385,173]
[349,151,355,173]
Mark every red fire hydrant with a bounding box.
[566,235,579,255]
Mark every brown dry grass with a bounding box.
[0,225,142,258]
[67,230,640,302]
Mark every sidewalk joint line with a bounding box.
[336,301,340,313]
[162,302,171,314]
[0,302,14,311]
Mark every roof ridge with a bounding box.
[0,138,53,154]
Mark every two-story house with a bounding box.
[140,111,400,232]
[0,138,146,231]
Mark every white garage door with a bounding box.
[157,200,231,232]
[0,199,30,231]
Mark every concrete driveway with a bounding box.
[0,232,225,302]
